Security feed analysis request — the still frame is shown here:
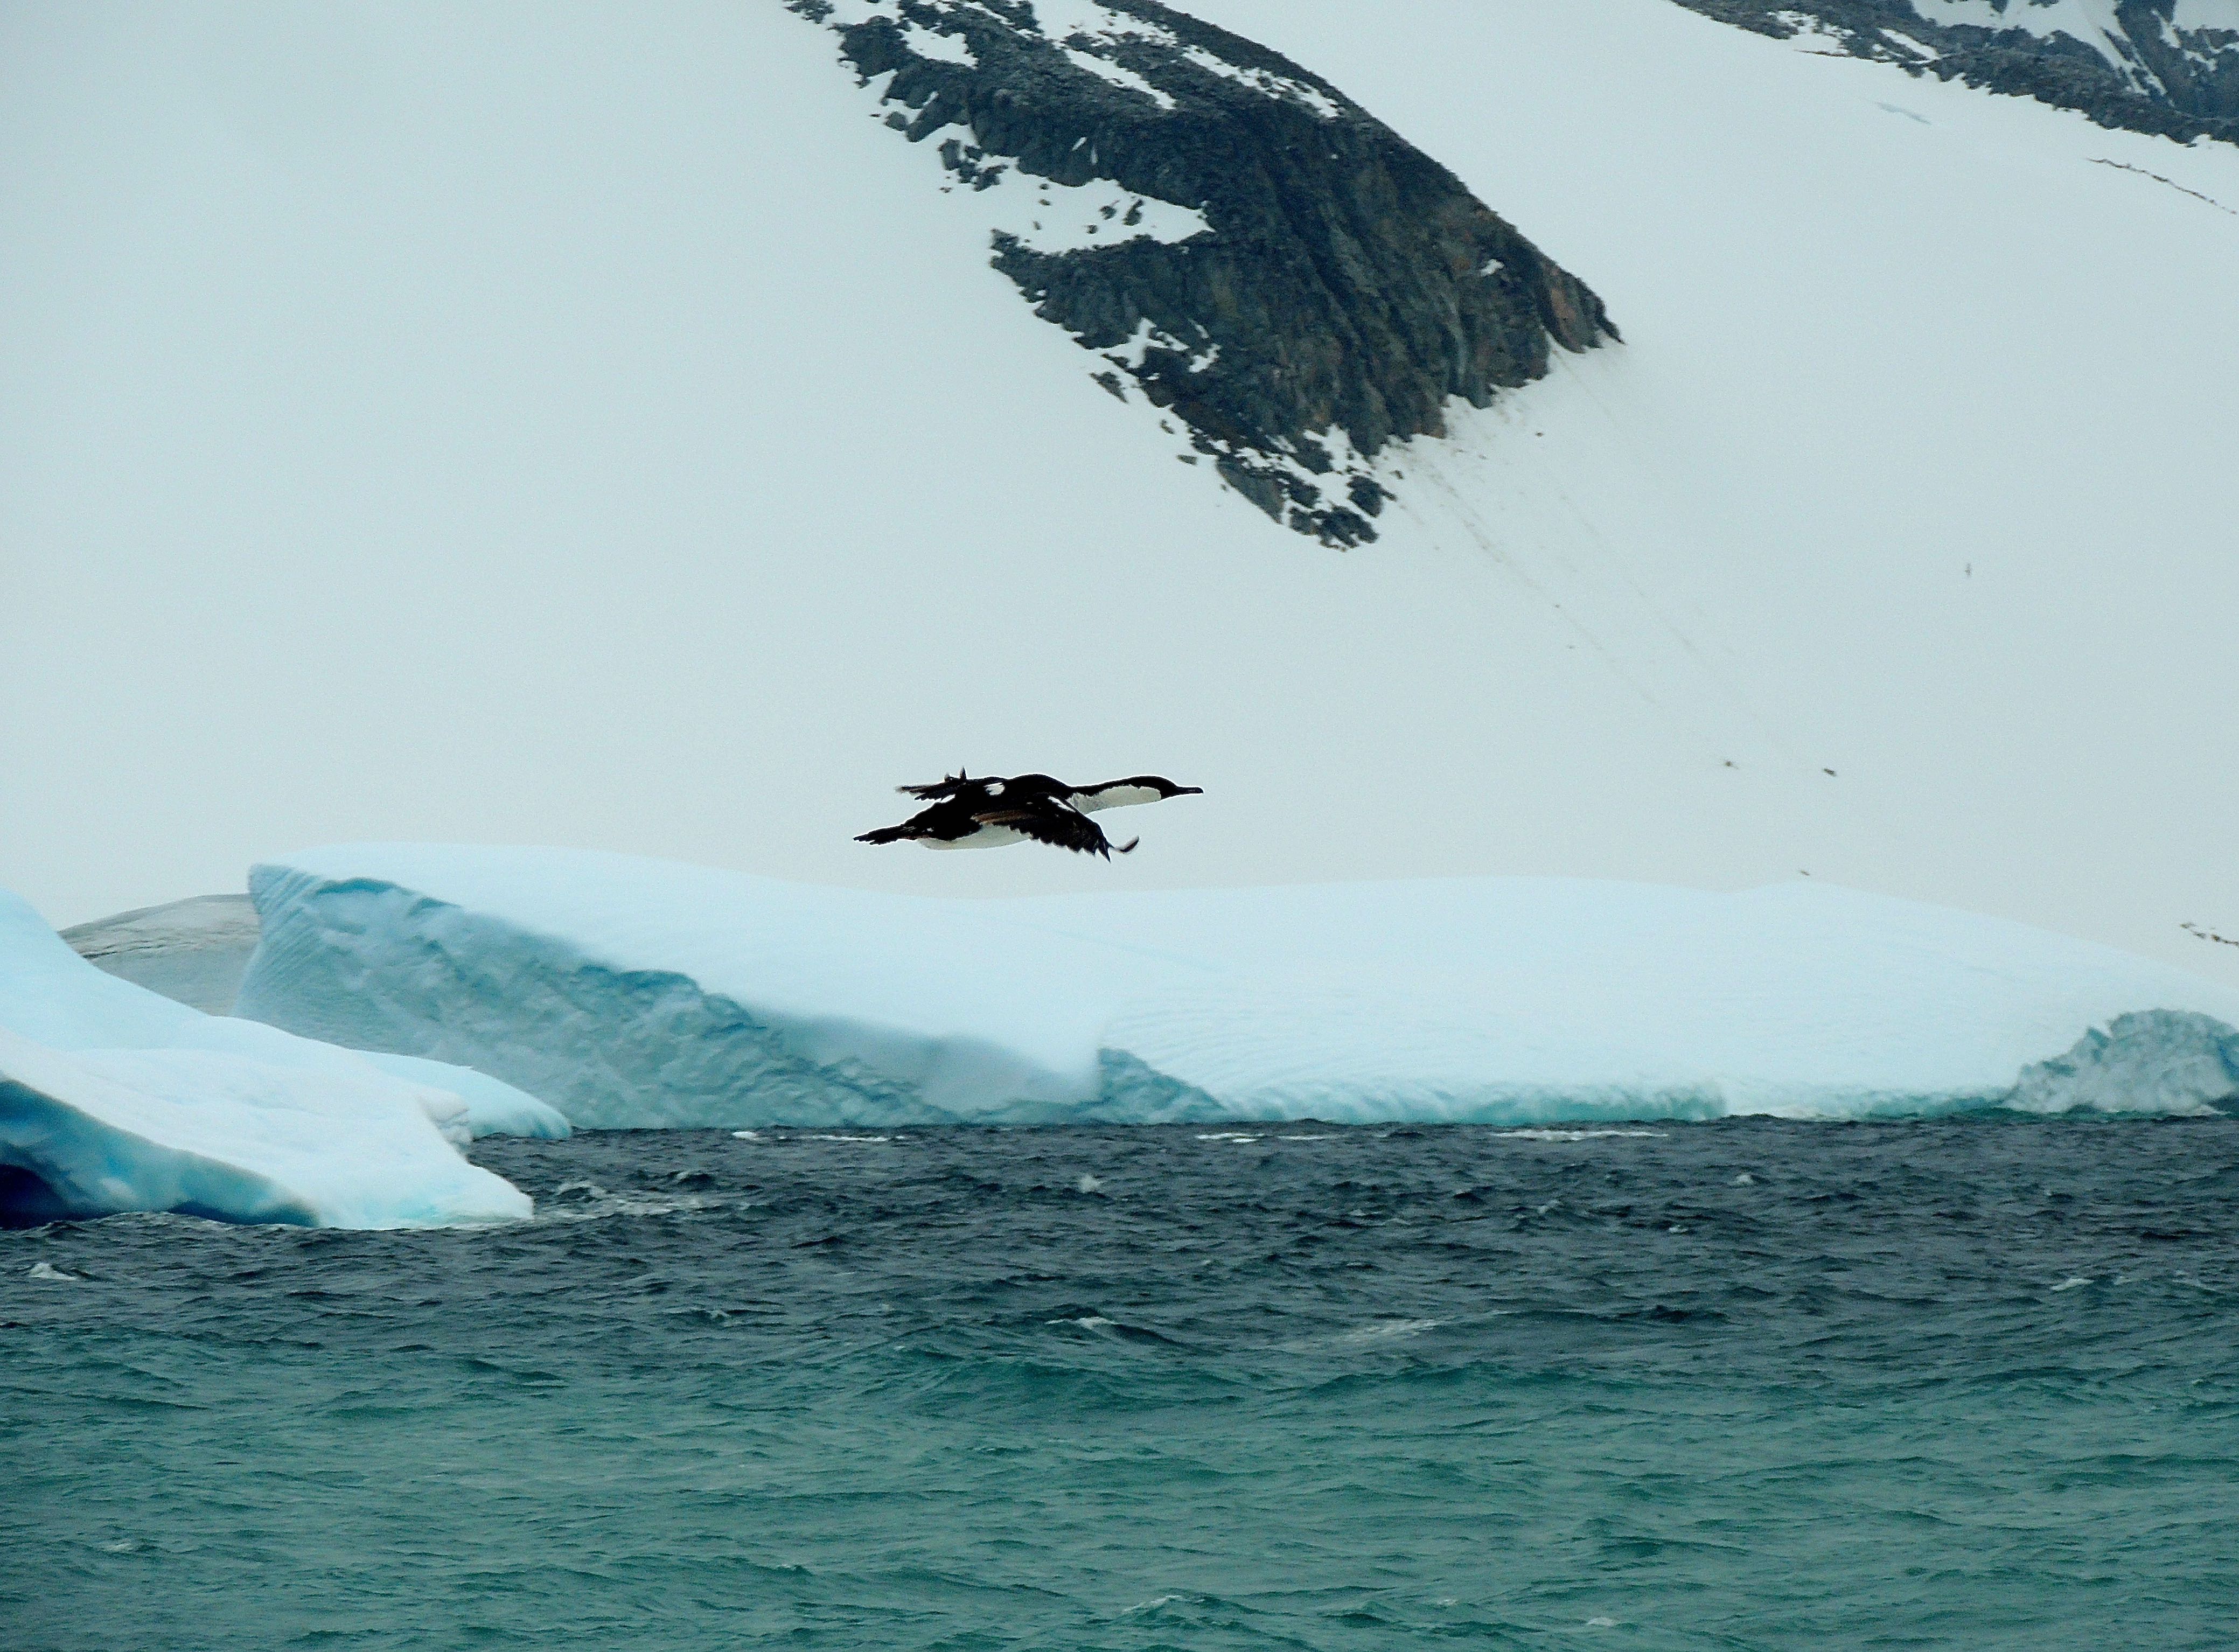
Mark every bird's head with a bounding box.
[1123,775,1203,798]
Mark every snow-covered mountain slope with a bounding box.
[1675,0,2239,142]
[790,0,1615,543]
[237,845,2239,1126]
[3,0,2235,991]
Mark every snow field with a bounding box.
[1178,0,2239,983]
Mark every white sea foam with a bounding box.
[1122,1594,1185,1615]
[27,1261,82,1282]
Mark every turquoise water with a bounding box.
[7,1120,2237,1649]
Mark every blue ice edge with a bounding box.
[235,846,2239,1132]
[0,886,562,1230]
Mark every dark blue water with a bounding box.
[6,1120,2237,1650]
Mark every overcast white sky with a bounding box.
[5,0,2236,993]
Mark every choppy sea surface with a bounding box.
[6,1120,2237,1651]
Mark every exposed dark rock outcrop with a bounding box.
[1673,0,2239,145]
[787,0,1617,546]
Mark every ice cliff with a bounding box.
[238,845,2239,1129]
[0,887,560,1228]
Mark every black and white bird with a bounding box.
[855,770,1203,859]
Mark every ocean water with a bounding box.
[6,1120,2237,1651]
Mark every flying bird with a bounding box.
[856,770,1203,859]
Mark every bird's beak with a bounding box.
[1176,786,1205,796]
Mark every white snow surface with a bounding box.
[0,884,556,1228]
[6,0,2239,1001]
[2171,0,2239,29]
[236,845,2239,1128]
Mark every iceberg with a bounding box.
[62,893,261,1014]
[237,845,2239,1128]
[0,1029,525,1229]
[0,886,558,1228]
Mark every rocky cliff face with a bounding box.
[787,0,1617,547]
[1674,0,2239,144]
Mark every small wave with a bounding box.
[807,1134,893,1144]
[1498,1128,1667,1142]
[1047,1314,1117,1330]
[27,1261,82,1282]
[101,1210,229,1233]
[536,1199,712,1222]
[1342,1318,1442,1342]
[1122,1593,1187,1615]
[1196,1132,1260,1142]
[730,1130,761,1140]
[536,1181,720,1222]
[1076,1174,1103,1194]
[2051,1276,2094,1292]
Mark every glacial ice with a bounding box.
[0,886,555,1228]
[62,893,262,1015]
[238,845,2239,1129]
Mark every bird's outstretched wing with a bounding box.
[972,805,1134,858]
[899,771,978,801]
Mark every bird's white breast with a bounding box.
[926,823,1028,849]
[1071,785,1160,813]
